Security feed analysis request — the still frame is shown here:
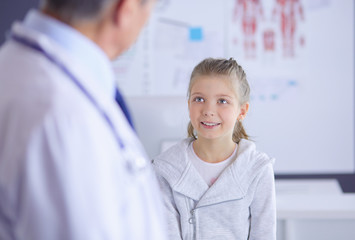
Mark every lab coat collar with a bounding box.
[10,14,133,134]
[22,9,116,98]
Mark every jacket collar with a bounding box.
[154,138,274,208]
[154,138,208,201]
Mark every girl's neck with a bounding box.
[193,137,236,163]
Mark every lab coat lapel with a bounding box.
[12,23,132,140]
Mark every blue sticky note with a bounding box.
[189,27,203,41]
[271,94,278,100]
[288,80,297,86]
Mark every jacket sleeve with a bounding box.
[249,163,277,240]
[155,173,183,240]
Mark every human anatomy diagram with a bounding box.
[232,0,305,59]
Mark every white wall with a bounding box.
[127,96,188,159]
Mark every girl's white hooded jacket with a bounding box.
[152,138,276,240]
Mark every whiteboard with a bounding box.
[118,0,355,174]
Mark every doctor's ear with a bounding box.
[112,0,140,27]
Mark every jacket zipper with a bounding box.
[189,209,196,240]
[190,197,245,240]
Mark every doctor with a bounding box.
[0,0,166,240]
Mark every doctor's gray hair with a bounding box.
[40,0,117,23]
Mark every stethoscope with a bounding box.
[10,33,148,174]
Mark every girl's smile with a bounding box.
[200,121,221,129]
[188,75,243,142]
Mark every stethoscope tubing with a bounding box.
[10,33,125,149]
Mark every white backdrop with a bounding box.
[120,0,354,174]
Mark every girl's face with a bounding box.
[188,75,248,142]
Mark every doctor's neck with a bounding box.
[41,7,126,60]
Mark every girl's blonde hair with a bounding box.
[187,57,250,143]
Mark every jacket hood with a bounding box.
[152,138,275,207]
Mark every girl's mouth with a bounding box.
[201,122,220,128]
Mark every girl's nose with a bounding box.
[202,104,215,116]
[203,111,214,116]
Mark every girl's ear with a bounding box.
[239,102,249,120]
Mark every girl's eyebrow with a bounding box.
[190,93,234,99]
[216,94,233,99]
[190,92,204,96]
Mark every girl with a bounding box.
[152,58,276,240]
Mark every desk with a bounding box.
[277,194,355,220]
[275,179,355,240]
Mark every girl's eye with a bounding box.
[218,99,228,104]
[194,97,204,102]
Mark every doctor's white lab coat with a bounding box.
[0,11,166,240]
